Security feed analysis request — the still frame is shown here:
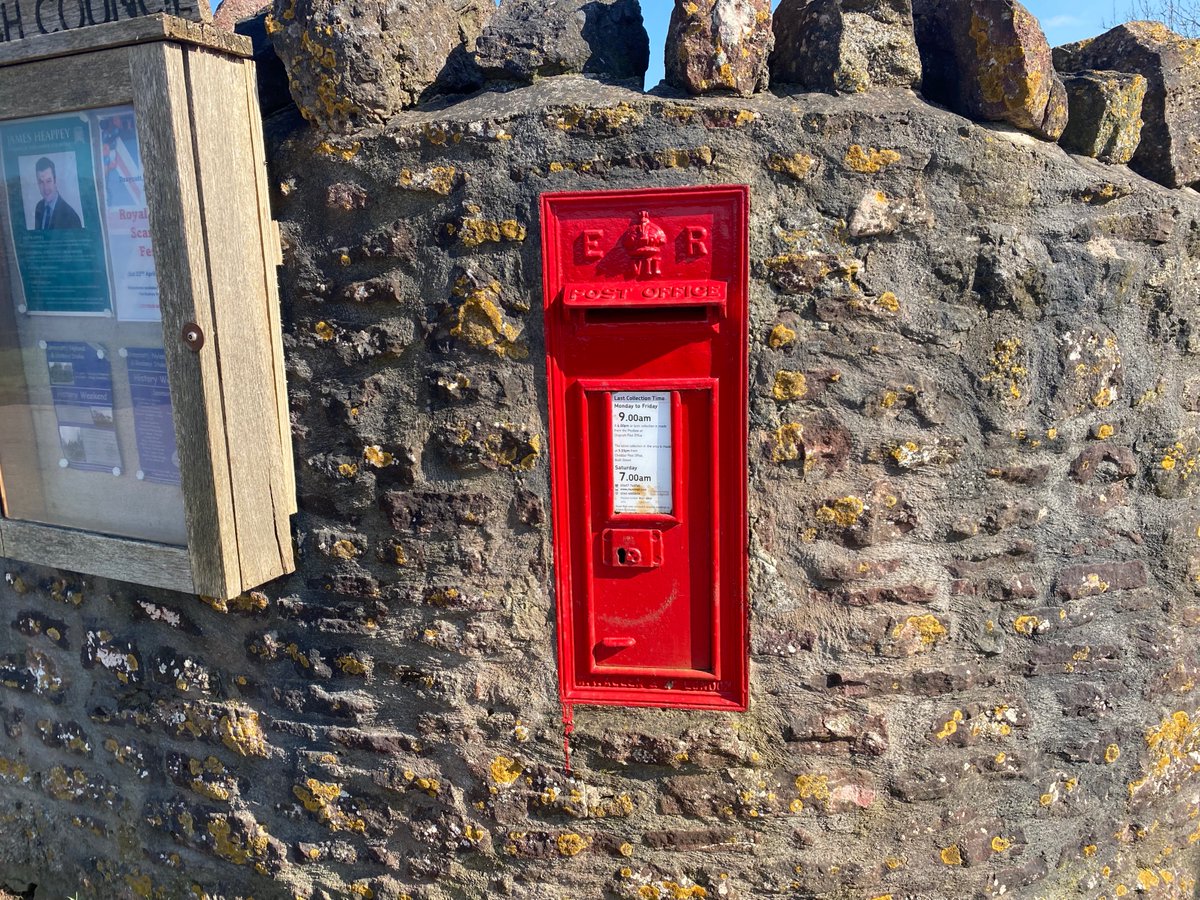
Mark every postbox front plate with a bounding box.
[542,185,748,711]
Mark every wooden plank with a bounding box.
[0,45,133,116]
[241,57,296,515]
[130,41,239,599]
[0,519,194,592]
[185,46,292,589]
[0,15,252,69]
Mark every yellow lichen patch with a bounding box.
[767,152,817,180]
[329,540,358,560]
[894,615,948,647]
[1013,615,1041,636]
[459,218,527,249]
[338,462,357,478]
[768,324,796,349]
[982,338,1028,402]
[482,428,541,471]
[991,836,1013,853]
[336,655,368,676]
[794,773,830,806]
[218,708,267,758]
[556,833,589,856]
[771,423,803,463]
[1141,711,1200,793]
[1095,424,1115,440]
[362,446,393,468]
[940,844,963,865]
[1157,440,1200,481]
[450,279,528,359]
[816,496,865,528]
[229,592,268,614]
[314,321,335,341]
[936,710,964,740]
[187,756,234,802]
[1105,743,1121,764]
[490,756,523,786]
[877,291,900,313]
[552,103,644,133]
[844,145,901,173]
[772,371,809,401]
[314,140,360,161]
[663,883,707,899]
[397,165,458,195]
[458,217,525,248]
[293,778,366,833]
[206,816,270,866]
[890,441,923,468]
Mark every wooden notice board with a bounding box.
[0,14,295,599]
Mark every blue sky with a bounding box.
[641,1,1115,88]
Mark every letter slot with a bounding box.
[541,185,749,712]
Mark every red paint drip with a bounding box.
[561,703,575,773]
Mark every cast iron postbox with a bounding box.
[542,185,749,711]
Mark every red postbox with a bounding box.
[541,185,749,711]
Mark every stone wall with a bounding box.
[4,3,1200,899]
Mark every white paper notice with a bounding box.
[611,392,673,515]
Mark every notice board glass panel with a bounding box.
[0,104,186,545]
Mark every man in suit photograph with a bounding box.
[32,157,82,231]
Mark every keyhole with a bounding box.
[616,547,627,565]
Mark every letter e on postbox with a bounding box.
[541,186,749,711]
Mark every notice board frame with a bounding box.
[0,15,296,599]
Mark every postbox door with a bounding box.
[581,383,717,678]
[542,185,748,711]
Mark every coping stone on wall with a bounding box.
[268,0,493,132]
[1055,21,1200,188]
[1058,70,1147,165]
[664,0,774,96]
[912,0,1068,140]
[770,0,922,94]
[473,0,649,86]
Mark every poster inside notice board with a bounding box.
[125,347,180,485]
[43,340,120,474]
[0,106,159,322]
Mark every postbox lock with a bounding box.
[603,529,663,569]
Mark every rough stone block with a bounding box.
[1055,21,1200,187]
[269,0,493,131]
[213,0,269,29]
[1056,561,1148,599]
[665,0,774,96]
[770,0,921,93]
[473,0,649,84]
[1059,70,1147,164]
[913,0,1067,139]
